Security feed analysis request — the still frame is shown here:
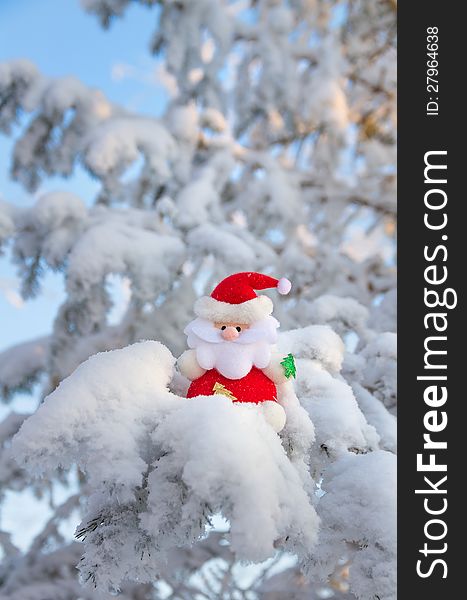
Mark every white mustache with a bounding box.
[185,319,221,343]
[185,317,279,346]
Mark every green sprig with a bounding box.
[280,353,296,379]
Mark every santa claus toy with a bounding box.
[178,272,296,432]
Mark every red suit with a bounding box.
[187,367,277,404]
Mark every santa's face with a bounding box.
[214,321,250,341]
[184,316,279,380]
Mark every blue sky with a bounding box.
[0,0,169,352]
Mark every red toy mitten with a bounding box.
[178,272,296,432]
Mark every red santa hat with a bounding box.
[194,272,292,324]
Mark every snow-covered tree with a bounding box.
[0,1,396,599]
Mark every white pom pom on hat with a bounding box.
[194,272,292,323]
[277,277,292,295]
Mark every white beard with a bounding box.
[184,316,278,380]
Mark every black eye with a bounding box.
[221,326,226,330]
[236,326,241,332]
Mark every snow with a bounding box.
[314,451,396,600]
[14,192,87,270]
[352,383,396,453]
[305,295,370,337]
[0,411,29,495]
[276,380,316,494]
[303,38,350,132]
[166,103,199,144]
[144,395,319,563]
[187,224,259,268]
[297,359,379,460]
[41,76,98,117]
[279,325,345,375]
[12,342,176,490]
[9,324,393,594]
[84,117,176,181]
[0,337,49,399]
[66,208,186,302]
[175,152,234,229]
[201,107,228,132]
[12,340,320,590]
[0,60,39,133]
[370,288,397,332]
[277,325,381,466]
[360,332,397,410]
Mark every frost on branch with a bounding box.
[345,332,397,413]
[13,341,320,590]
[3,192,186,385]
[301,295,370,339]
[13,342,176,487]
[312,451,397,600]
[0,337,50,400]
[279,326,379,470]
[0,60,178,205]
[352,384,396,454]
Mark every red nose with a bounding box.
[221,326,239,341]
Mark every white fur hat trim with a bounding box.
[194,295,273,324]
